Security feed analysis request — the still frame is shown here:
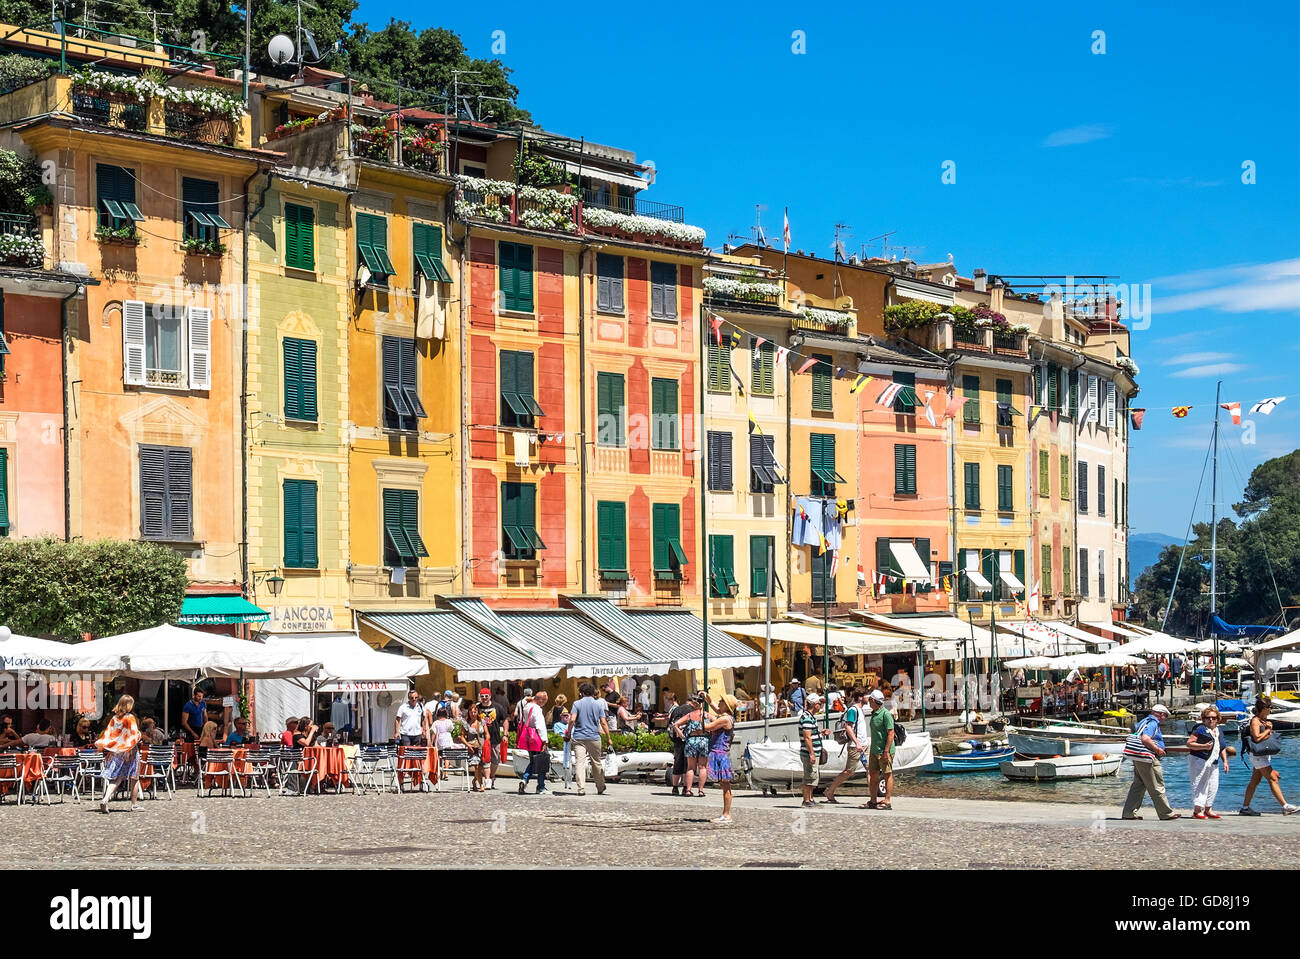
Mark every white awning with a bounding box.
[999,571,1026,591]
[721,621,929,657]
[889,541,932,582]
[1082,620,1146,638]
[964,569,993,591]
[893,276,955,306]
[561,160,647,191]
[257,631,428,691]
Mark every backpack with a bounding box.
[893,718,908,747]
[833,706,855,745]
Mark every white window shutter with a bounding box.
[122,299,147,385]
[1088,375,1099,412]
[1105,381,1116,427]
[188,306,212,390]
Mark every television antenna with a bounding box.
[752,204,770,247]
[867,230,895,259]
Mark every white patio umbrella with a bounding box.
[0,626,124,673]
[1005,655,1057,669]
[78,624,322,680]
[1054,652,1146,669]
[1196,638,1243,654]
[1117,634,1202,657]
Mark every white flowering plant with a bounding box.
[0,231,43,266]
[70,68,245,122]
[1115,356,1140,377]
[702,276,784,301]
[800,306,853,328]
[581,207,705,245]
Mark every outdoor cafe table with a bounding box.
[202,748,250,789]
[0,752,46,795]
[397,745,438,787]
[303,745,351,791]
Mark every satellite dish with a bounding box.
[268,33,295,65]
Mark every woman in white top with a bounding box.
[432,706,456,751]
[518,691,551,795]
[1186,706,1230,819]
[1241,697,1299,816]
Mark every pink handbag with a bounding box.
[517,705,544,752]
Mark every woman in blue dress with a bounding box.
[672,695,710,797]
[703,693,737,823]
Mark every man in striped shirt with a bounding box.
[1121,703,1181,821]
[799,692,824,808]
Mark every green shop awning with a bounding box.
[177,595,270,626]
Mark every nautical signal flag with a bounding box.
[752,336,767,362]
[944,394,970,419]
[783,208,791,252]
[709,313,723,345]
[748,412,763,435]
[1172,406,1193,418]
[1130,408,1146,430]
[775,346,790,368]
[729,328,743,350]
[1221,401,1242,426]
[1250,396,1286,415]
[795,356,819,375]
[850,373,872,394]
[876,382,904,407]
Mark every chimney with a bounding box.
[990,277,1005,312]
[973,269,987,293]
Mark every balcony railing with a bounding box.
[581,187,684,223]
[953,326,985,348]
[164,103,235,146]
[993,330,1027,352]
[0,213,35,236]
[71,90,146,132]
[703,289,782,312]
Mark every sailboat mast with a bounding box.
[1211,380,1221,692]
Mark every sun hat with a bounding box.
[1151,703,1171,716]
[869,689,885,702]
[717,693,739,713]
[805,691,824,703]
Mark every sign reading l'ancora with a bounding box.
[268,605,335,632]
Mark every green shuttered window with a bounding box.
[1038,450,1050,497]
[963,375,980,424]
[0,449,9,535]
[810,432,842,496]
[653,503,687,579]
[413,222,451,282]
[707,341,731,392]
[356,212,395,277]
[893,370,916,413]
[97,163,143,230]
[182,177,227,242]
[750,535,779,596]
[596,253,624,313]
[810,550,834,603]
[284,202,315,271]
[139,444,192,540]
[1060,454,1070,500]
[811,354,833,412]
[283,479,318,569]
[502,350,544,429]
[595,371,625,447]
[997,464,1013,511]
[1041,544,1052,596]
[382,336,424,430]
[963,462,980,509]
[650,262,678,319]
[707,431,732,491]
[383,488,427,566]
[596,501,628,580]
[502,482,545,559]
[651,377,679,450]
[283,337,318,422]
[499,241,534,312]
[894,443,916,495]
[751,338,775,395]
[709,534,737,597]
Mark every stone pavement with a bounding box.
[3,778,1297,869]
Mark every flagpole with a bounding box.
[763,538,773,742]
[699,301,709,701]
[1211,380,1221,696]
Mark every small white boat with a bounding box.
[742,733,935,792]
[1001,753,1124,781]
[1007,725,1128,757]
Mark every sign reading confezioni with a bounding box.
[268,605,335,632]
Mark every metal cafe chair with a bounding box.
[198,748,240,798]
[22,755,54,805]
[137,747,175,800]
[75,750,105,803]
[44,756,84,804]
[236,749,276,798]
[394,746,429,793]
[254,743,282,788]
[352,746,391,795]
[0,754,25,805]
[438,747,472,792]
[276,748,318,796]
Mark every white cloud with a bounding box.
[1042,124,1111,148]
[1161,351,1238,366]
[1151,259,1300,316]
[1168,362,1249,378]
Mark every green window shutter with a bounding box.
[1042,544,1052,596]
[964,462,980,509]
[1060,454,1070,500]
[650,261,678,319]
[1078,460,1089,512]
[812,354,833,411]
[500,242,535,312]
[1114,477,1119,528]
[1098,465,1107,515]
[499,241,517,309]
[914,537,931,591]
[181,176,220,242]
[596,501,627,576]
[876,538,894,595]
[709,534,736,597]
[707,341,731,392]
[893,370,916,413]
[653,503,682,577]
[1069,369,1079,418]
[982,549,997,600]
[750,535,774,596]
[382,488,409,565]
[956,548,968,601]
[97,163,138,229]
[751,339,775,395]
[596,372,625,447]
[1062,544,1072,596]
[285,203,315,271]
[998,464,1013,511]
[283,337,317,421]
[596,253,624,312]
[0,448,8,535]
[1047,363,1059,411]
[652,377,679,450]
[811,550,834,603]
[810,432,837,496]
[1033,365,1043,406]
[995,378,1012,406]
[962,375,980,423]
[413,222,451,282]
[1038,450,1050,496]
[1014,550,1025,595]
[357,213,393,276]
[894,444,916,495]
[283,479,318,568]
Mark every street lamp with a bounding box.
[252,569,285,597]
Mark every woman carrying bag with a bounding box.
[1240,696,1299,816]
[517,691,551,795]
[1186,705,1231,819]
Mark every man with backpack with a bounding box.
[821,687,867,805]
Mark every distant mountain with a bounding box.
[1129,532,1181,587]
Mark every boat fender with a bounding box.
[1092,753,1105,761]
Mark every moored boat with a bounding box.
[1000,753,1124,781]
[1007,724,1128,757]
[926,741,1015,772]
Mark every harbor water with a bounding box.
[902,731,1300,811]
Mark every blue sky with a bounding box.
[365,1,1300,537]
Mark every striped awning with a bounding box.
[499,611,668,676]
[562,596,761,671]
[361,611,563,682]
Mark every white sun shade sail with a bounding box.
[257,631,427,691]
[889,542,932,582]
[0,628,125,673]
[77,624,322,680]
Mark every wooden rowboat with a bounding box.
[1000,753,1124,781]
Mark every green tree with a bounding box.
[0,538,188,640]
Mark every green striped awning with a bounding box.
[176,595,270,626]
